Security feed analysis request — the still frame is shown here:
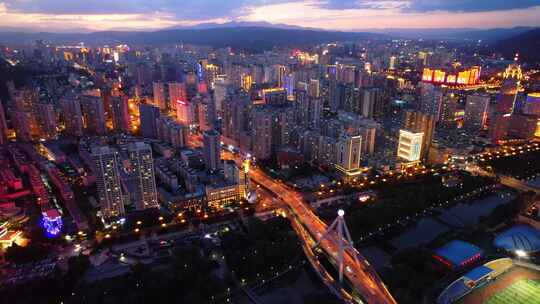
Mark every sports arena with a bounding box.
[437,258,540,304]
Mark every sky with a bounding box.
[0,0,539,32]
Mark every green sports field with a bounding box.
[485,280,540,304]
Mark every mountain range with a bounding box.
[0,21,537,60]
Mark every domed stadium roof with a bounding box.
[494,225,540,253]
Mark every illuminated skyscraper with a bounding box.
[397,130,424,162]
[203,129,221,172]
[464,94,490,131]
[128,142,158,211]
[92,146,125,219]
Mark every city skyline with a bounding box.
[0,1,538,32]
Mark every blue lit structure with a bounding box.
[42,209,63,237]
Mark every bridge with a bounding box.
[249,168,397,304]
[188,135,396,303]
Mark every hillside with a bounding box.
[493,28,540,62]
[0,27,385,52]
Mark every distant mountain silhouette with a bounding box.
[370,27,536,41]
[493,28,540,62]
[0,27,384,52]
[166,21,319,31]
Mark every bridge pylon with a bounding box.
[313,209,359,283]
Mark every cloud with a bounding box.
[1,0,297,20]
[317,0,540,12]
[406,0,540,12]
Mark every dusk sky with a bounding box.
[1,0,540,32]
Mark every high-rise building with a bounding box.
[464,94,490,131]
[111,96,131,133]
[496,63,522,114]
[139,104,160,138]
[308,79,320,98]
[389,55,397,70]
[153,82,167,110]
[92,146,125,219]
[60,97,84,137]
[12,110,35,142]
[127,142,158,211]
[203,130,221,172]
[222,89,252,143]
[489,114,511,144]
[361,88,379,119]
[439,92,459,128]
[335,134,362,171]
[338,83,359,113]
[33,102,58,139]
[197,97,215,132]
[263,88,288,106]
[0,101,8,144]
[420,82,443,119]
[81,95,106,135]
[359,126,376,155]
[397,130,424,162]
[168,82,186,112]
[156,116,188,148]
[176,99,195,126]
[403,110,435,160]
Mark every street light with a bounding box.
[515,249,527,258]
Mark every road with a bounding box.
[465,164,540,194]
